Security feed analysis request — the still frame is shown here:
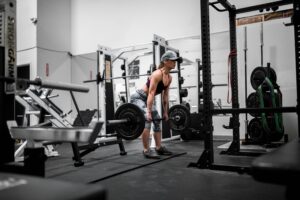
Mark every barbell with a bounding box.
[83,70,179,83]
[111,103,191,140]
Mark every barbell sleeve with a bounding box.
[0,76,90,93]
[107,119,129,125]
[106,117,175,126]
[35,78,89,93]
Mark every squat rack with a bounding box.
[190,0,299,170]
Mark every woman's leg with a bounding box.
[151,108,162,149]
[152,109,172,155]
[130,90,158,158]
[142,128,151,152]
[153,131,162,149]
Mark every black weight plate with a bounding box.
[248,118,266,144]
[246,93,260,117]
[265,117,284,142]
[114,103,145,140]
[169,104,191,131]
[250,67,277,90]
[246,92,274,117]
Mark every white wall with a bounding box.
[17,0,73,123]
[35,0,73,122]
[37,0,71,51]
[71,52,98,116]
[17,0,37,52]
[70,0,283,55]
[70,0,202,55]
[16,0,37,78]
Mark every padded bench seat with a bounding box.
[251,139,300,199]
[251,138,300,185]
[0,172,106,200]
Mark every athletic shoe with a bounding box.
[143,149,160,159]
[155,146,173,156]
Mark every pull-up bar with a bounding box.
[210,0,293,14]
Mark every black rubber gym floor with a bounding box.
[45,138,286,200]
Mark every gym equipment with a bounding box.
[10,122,103,144]
[244,26,249,140]
[0,0,16,165]
[83,70,179,83]
[252,1,300,197]
[250,66,277,90]
[179,112,205,141]
[10,102,191,144]
[12,89,63,160]
[114,103,191,140]
[179,76,184,85]
[247,118,265,143]
[7,85,122,167]
[179,88,188,98]
[168,104,191,132]
[0,75,115,167]
[246,64,284,144]
[257,77,284,140]
[252,139,300,200]
[0,76,90,93]
[4,122,104,176]
[246,92,272,117]
[73,109,98,127]
[260,22,264,66]
[114,103,146,140]
[189,0,296,173]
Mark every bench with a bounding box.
[251,138,300,199]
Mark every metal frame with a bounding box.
[190,0,298,170]
[0,0,16,165]
[293,0,300,137]
[0,0,16,94]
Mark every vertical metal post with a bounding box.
[152,41,157,71]
[244,26,249,138]
[96,50,100,120]
[0,0,16,164]
[293,0,300,137]
[227,8,240,154]
[70,91,85,126]
[123,59,128,102]
[177,52,183,104]
[190,0,214,168]
[260,23,264,66]
[197,59,202,112]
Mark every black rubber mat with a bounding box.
[45,148,186,183]
[44,139,287,200]
[97,165,286,200]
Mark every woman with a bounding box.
[130,50,181,159]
